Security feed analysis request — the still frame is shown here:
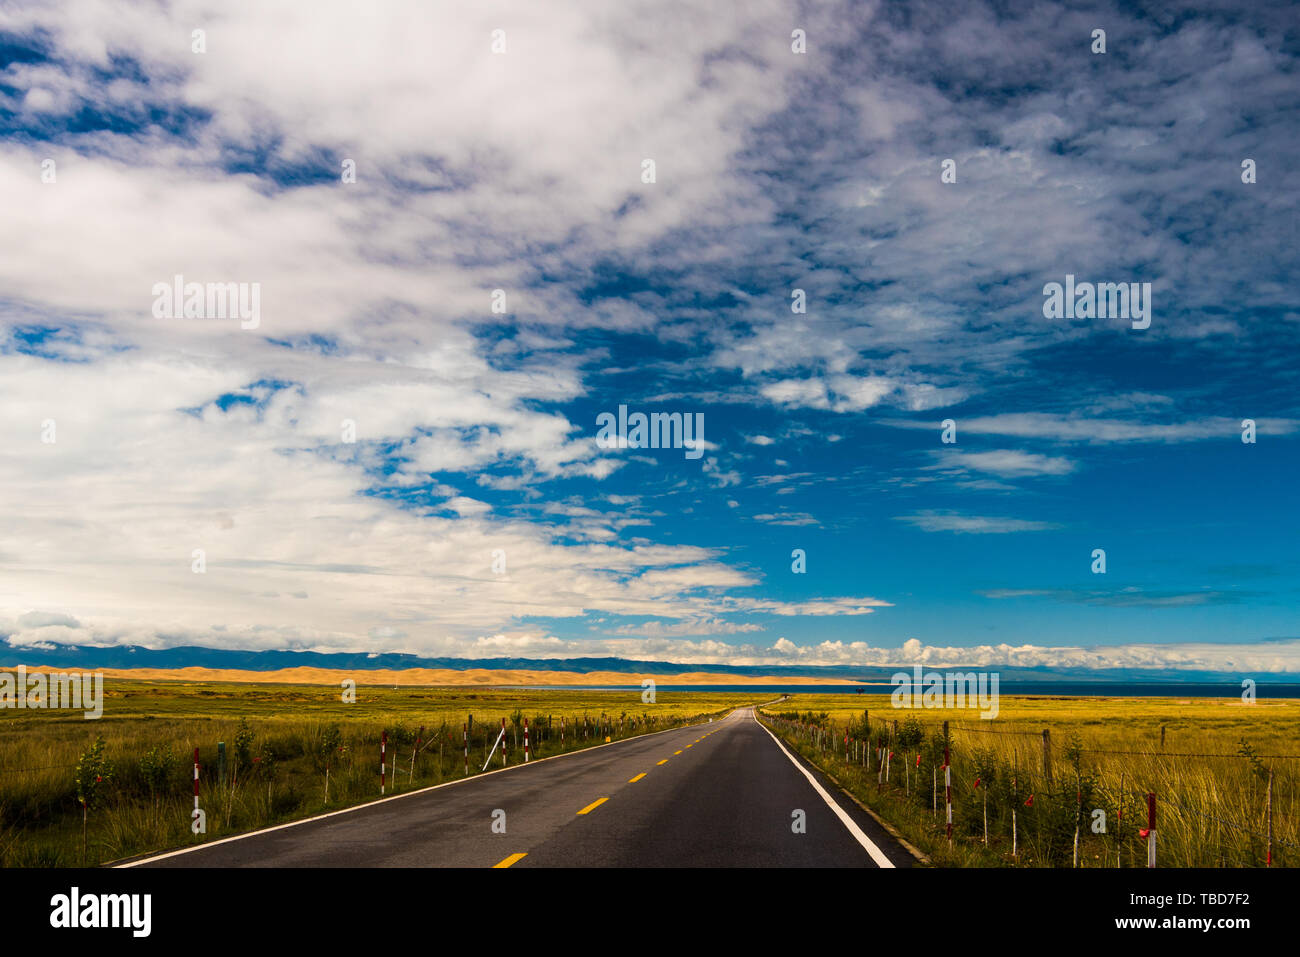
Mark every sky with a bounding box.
[0,0,1297,673]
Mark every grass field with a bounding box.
[760,693,1300,868]
[0,679,764,867]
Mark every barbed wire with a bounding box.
[0,764,77,775]
[765,714,1300,760]
[1154,793,1300,849]
[767,716,1297,858]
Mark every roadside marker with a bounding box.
[944,721,952,844]
[577,797,608,815]
[629,773,646,783]
[380,730,387,795]
[1146,793,1157,868]
[494,852,527,868]
[122,711,736,868]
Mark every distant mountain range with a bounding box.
[1,639,1292,683]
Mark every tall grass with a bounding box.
[0,682,756,866]
[761,694,1299,868]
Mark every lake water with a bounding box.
[518,682,1300,699]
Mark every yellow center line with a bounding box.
[656,758,668,765]
[686,743,693,748]
[577,797,609,815]
[629,772,646,783]
[493,852,527,868]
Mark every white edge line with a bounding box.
[751,709,896,868]
[117,707,745,868]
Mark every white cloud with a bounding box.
[887,414,1300,444]
[938,449,1075,477]
[896,511,1059,534]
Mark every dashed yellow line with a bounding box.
[577,797,609,815]
[686,743,694,748]
[494,852,527,868]
[629,772,646,783]
[657,758,668,765]
[674,750,682,755]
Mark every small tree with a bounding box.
[255,741,278,807]
[232,718,254,784]
[896,716,925,750]
[75,736,113,865]
[312,725,343,803]
[139,745,176,810]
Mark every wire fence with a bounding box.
[762,707,1295,867]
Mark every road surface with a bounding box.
[125,708,914,868]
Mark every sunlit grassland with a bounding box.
[0,679,762,867]
[761,692,1300,868]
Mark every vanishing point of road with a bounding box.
[124,708,914,868]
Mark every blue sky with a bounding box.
[0,0,1297,673]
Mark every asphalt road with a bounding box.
[125,708,914,868]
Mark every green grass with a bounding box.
[0,679,762,867]
[760,693,1300,868]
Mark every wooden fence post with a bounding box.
[1266,769,1274,867]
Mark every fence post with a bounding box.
[1042,729,1052,784]
[1266,769,1273,867]
[1011,770,1018,858]
[1146,792,1157,868]
[944,720,952,844]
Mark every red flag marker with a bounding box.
[1024,794,1034,807]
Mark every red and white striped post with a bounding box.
[501,718,507,767]
[561,715,565,747]
[193,747,200,814]
[463,722,469,775]
[524,718,530,762]
[1146,792,1157,868]
[944,735,953,845]
[380,730,387,794]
